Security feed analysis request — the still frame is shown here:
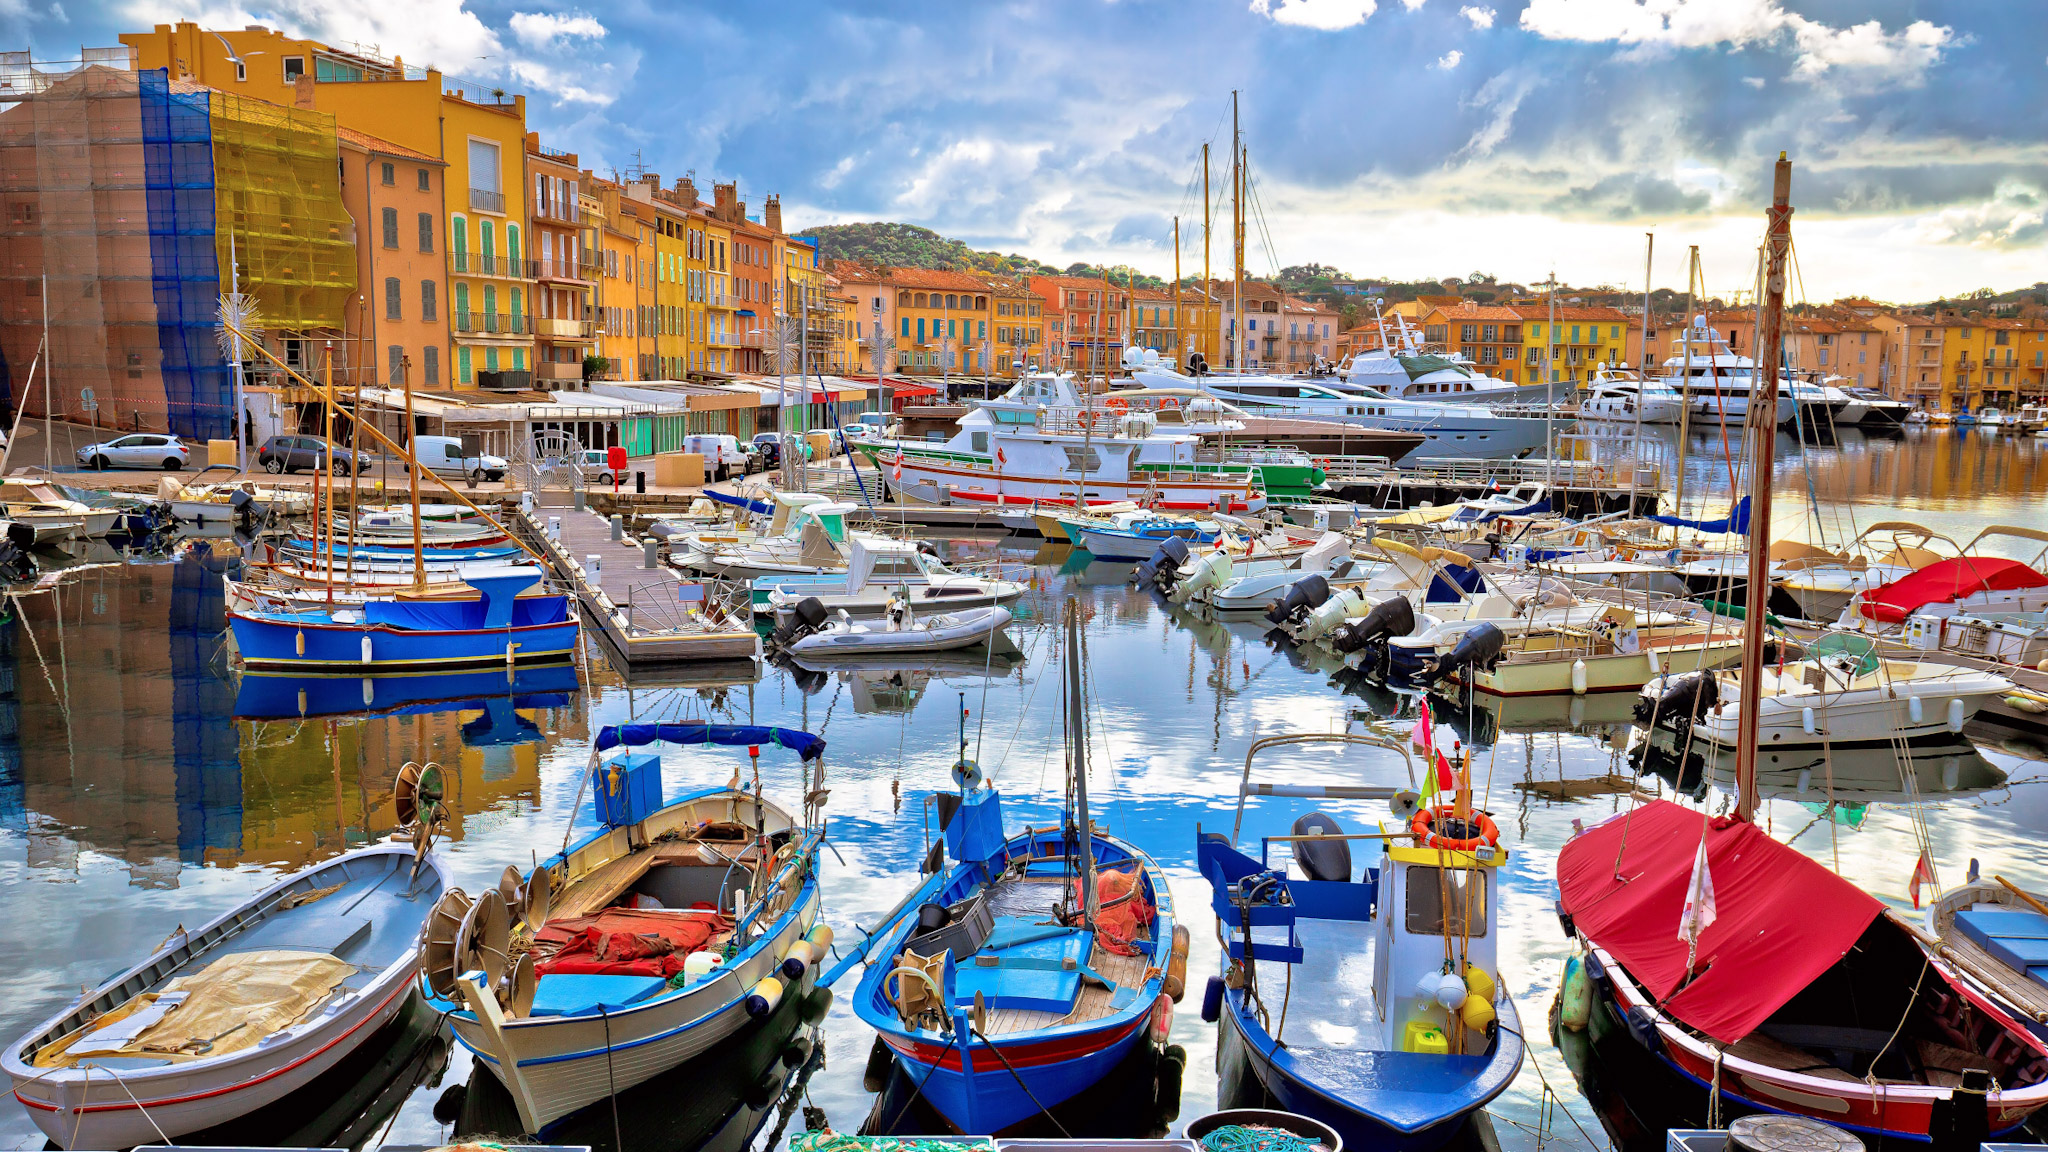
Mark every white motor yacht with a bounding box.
[1579,368,1686,424]
[1655,316,1803,427]
[1336,309,1555,406]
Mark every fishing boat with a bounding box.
[1068,510,1221,560]
[773,595,1013,657]
[430,721,830,1135]
[1930,877,2048,1041]
[840,603,1181,1134]
[755,535,1026,618]
[1558,155,2048,1145]
[1195,732,1524,1151]
[3,813,451,1149]
[1638,631,2011,749]
[226,566,579,674]
[276,536,525,564]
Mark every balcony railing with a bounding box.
[453,311,533,336]
[451,252,534,278]
[475,368,532,391]
[532,259,591,283]
[468,187,506,214]
[578,252,604,276]
[533,201,580,225]
[536,317,593,340]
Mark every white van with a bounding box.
[683,434,752,480]
[412,435,508,481]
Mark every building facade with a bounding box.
[524,134,594,388]
[337,127,446,395]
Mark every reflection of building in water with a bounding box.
[172,544,242,864]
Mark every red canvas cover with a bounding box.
[533,907,733,977]
[1557,800,1882,1044]
[1857,556,2048,623]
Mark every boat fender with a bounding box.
[361,635,374,665]
[782,1036,814,1069]
[1553,898,1576,939]
[1164,923,1191,1002]
[746,975,785,1018]
[1583,949,1607,983]
[1200,975,1224,1023]
[1570,658,1589,696]
[862,1034,894,1093]
[1460,992,1497,1032]
[1909,696,1925,724]
[1948,697,1965,733]
[1559,955,1592,1032]
[1149,991,1174,1045]
[780,940,811,981]
[807,924,834,951]
[1435,971,1469,1009]
[1623,1003,1663,1053]
[1802,706,1816,735]
[1464,964,1497,1003]
[295,629,306,656]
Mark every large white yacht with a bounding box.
[857,368,1322,511]
[1656,316,1831,428]
[1580,366,1686,424]
[1128,355,1548,460]
[1338,311,1555,406]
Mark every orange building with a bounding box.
[1031,275,1126,375]
[337,127,447,391]
[525,134,595,388]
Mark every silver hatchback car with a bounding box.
[78,433,190,471]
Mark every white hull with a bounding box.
[787,607,1012,656]
[1665,665,2011,748]
[881,450,1262,513]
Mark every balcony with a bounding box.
[451,252,532,279]
[532,258,591,284]
[706,292,730,309]
[468,187,506,215]
[534,361,584,382]
[536,317,593,340]
[475,369,533,391]
[579,252,604,277]
[454,311,533,336]
[533,201,579,226]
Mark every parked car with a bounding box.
[577,448,618,485]
[78,433,189,471]
[255,435,367,475]
[683,434,751,480]
[750,432,782,469]
[410,435,508,481]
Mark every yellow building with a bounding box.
[1510,305,1631,387]
[992,282,1046,373]
[1878,313,2048,413]
[123,21,538,392]
[702,212,734,376]
[584,178,655,381]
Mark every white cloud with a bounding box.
[508,12,606,50]
[1517,0,1953,88]
[1399,0,1426,9]
[1248,0,1377,31]
[1742,75,1765,88]
[1437,49,1463,69]
[1912,184,2048,249]
[1455,70,1537,158]
[1459,5,1494,29]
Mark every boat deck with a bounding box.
[974,875,1154,1038]
[550,838,761,922]
[1246,916,1383,1051]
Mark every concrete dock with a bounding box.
[514,494,762,673]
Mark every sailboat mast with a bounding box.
[1173,217,1183,367]
[404,358,425,590]
[1202,144,1211,366]
[1672,246,1698,532]
[1733,152,1795,825]
[1631,233,1652,518]
[1231,91,1243,371]
[1065,601,1099,932]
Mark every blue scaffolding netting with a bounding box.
[139,70,232,442]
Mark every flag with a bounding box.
[891,453,902,482]
[1410,697,1434,752]
[1420,748,1456,804]
[1679,833,1717,948]
[1910,850,1935,909]
[996,446,1007,466]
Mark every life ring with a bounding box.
[1410,805,1500,851]
[1105,396,1129,412]
[1591,466,1607,485]
[1077,410,1097,430]
[1159,397,1181,409]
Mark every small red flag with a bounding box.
[1909,850,1935,909]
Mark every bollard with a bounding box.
[547,516,560,541]
[610,513,624,541]
[573,488,586,513]
[643,536,659,569]
[586,554,602,586]
[636,471,646,495]
[521,491,535,515]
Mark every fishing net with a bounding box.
[1073,866,1154,956]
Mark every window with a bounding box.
[1461,324,1477,343]
[451,214,467,254]
[421,280,437,322]
[1481,324,1496,342]
[388,344,403,383]
[417,212,434,252]
[1060,446,1102,472]
[234,59,246,82]
[458,345,472,384]
[418,168,431,192]
[468,138,502,193]
[1611,325,1621,339]
[380,161,395,186]
[381,206,398,248]
[283,56,305,81]
[384,277,401,320]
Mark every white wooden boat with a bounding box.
[782,602,1012,657]
[433,724,828,1134]
[3,842,448,1149]
[756,535,1025,618]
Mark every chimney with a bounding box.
[293,73,315,109]
[764,194,782,234]
[673,175,698,209]
[713,181,736,222]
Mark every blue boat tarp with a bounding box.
[704,490,773,516]
[365,595,569,631]
[1650,496,1750,534]
[596,721,826,761]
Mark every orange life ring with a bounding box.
[1160,397,1181,409]
[1105,396,1129,412]
[1410,805,1500,851]
[1077,410,1097,430]
[1591,466,1607,485]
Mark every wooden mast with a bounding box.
[1734,152,1794,824]
[404,356,425,590]
[320,342,334,604]
[1065,600,1099,932]
[1202,144,1211,368]
[1231,91,1243,372]
[1172,216,1182,368]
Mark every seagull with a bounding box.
[209,30,264,68]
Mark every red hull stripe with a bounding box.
[883,1013,1146,1072]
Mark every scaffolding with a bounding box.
[0,54,355,441]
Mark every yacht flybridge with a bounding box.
[1340,310,1555,406]
[1656,316,1836,428]
[861,368,1321,512]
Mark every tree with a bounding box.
[582,353,607,382]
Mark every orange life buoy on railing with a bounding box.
[1160,397,1181,409]
[1077,410,1097,430]
[1410,805,1501,851]
[1591,466,1607,485]
[1105,396,1129,412]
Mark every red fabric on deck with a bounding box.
[533,908,733,977]
[1857,556,2048,623]
[1075,867,1154,957]
[1556,800,1882,1044]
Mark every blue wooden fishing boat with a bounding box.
[840,604,1185,1134]
[231,661,580,719]
[278,537,524,563]
[226,567,578,674]
[1195,732,1524,1152]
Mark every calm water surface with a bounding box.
[5,428,2048,1152]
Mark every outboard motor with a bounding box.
[1138,537,1193,593]
[1291,811,1351,882]
[1297,588,1366,642]
[1328,596,1416,654]
[1186,351,1209,377]
[0,527,35,582]
[1635,671,1720,730]
[1423,621,1506,684]
[1265,573,1331,627]
[227,488,258,527]
[770,596,831,649]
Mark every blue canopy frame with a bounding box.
[594,721,825,761]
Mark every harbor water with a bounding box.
[5,427,2048,1151]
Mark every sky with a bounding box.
[18,0,2048,303]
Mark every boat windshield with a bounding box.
[1406,865,1488,937]
[1809,632,1879,676]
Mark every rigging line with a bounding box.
[1243,164,1284,279]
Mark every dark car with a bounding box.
[750,432,782,469]
[256,435,367,475]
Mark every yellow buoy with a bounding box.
[1463,964,1497,1003]
[1460,993,1497,1031]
